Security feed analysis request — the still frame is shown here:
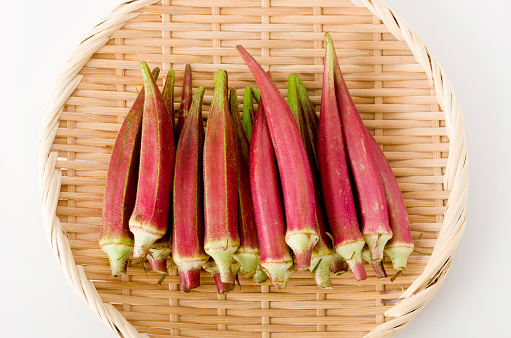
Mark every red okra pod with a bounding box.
[100,67,160,276]
[250,102,293,287]
[367,133,414,271]
[173,86,209,292]
[326,33,392,264]
[203,70,239,284]
[317,39,367,280]
[237,45,319,270]
[129,62,175,257]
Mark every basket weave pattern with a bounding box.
[38,0,468,337]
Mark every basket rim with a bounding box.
[37,0,468,337]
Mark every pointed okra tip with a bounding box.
[140,61,157,94]
[152,67,161,80]
[287,74,304,125]
[214,69,228,96]
[102,244,133,277]
[251,87,261,103]
[163,69,175,92]
[243,87,253,108]
[194,86,206,106]
[229,88,238,114]
[324,31,333,44]
[324,34,336,63]
[140,61,151,78]
[288,74,299,98]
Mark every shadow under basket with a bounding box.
[38,0,468,337]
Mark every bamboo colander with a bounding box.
[38,0,468,337]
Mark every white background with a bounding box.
[1,0,510,336]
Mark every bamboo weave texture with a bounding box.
[38,0,468,337]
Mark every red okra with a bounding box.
[367,133,414,271]
[237,45,319,270]
[249,103,293,287]
[203,70,239,284]
[325,32,393,264]
[100,67,160,277]
[129,62,175,258]
[317,39,367,280]
[173,86,209,292]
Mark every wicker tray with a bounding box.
[38,0,468,337]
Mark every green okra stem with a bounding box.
[242,87,254,142]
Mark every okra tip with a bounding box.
[206,247,237,283]
[131,228,161,258]
[251,87,261,103]
[349,259,368,281]
[311,257,333,289]
[233,252,259,278]
[215,69,228,84]
[213,273,235,294]
[372,261,387,279]
[148,259,168,275]
[330,253,349,276]
[253,268,268,284]
[286,233,319,271]
[384,246,414,271]
[336,240,367,280]
[364,232,393,262]
[140,61,151,77]
[310,254,334,289]
[140,61,159,95]
[178,267,201,293]
[204,261,238,294]
[362,247,387,279]
[152,67,161,79]
[273,266,294,290]
[324,31,333,43]
[101,244,133,277]
[261,261,293,287]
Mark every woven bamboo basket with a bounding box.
[38,0,468,337]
